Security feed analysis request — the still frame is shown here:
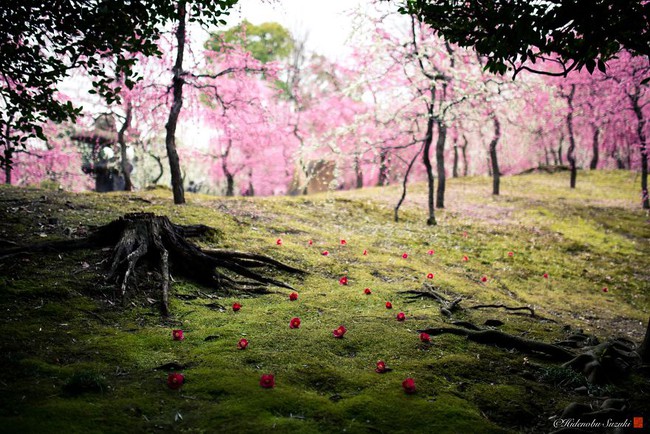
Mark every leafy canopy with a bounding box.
[0,0,238,169]
[395,0,650,78]
[207,20,295,63]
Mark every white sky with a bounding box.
[221,0,371,60]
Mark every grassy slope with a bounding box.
[0,170,648,433]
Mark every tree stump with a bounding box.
[0,213,304,315]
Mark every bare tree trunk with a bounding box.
[354,155,363,189]
[422,97,436,225]
[544,147,550,166]
[4,149,10,185]
[452,140,459,178]
[225,173,234,196]
[489,114,501,195]
[558,133,564,166]
[589,123,600,170]
[164,1,187,205]
[395,145,423,222]
[378,150,388,186]
[565,85,577,189]
[435,119,447,209]
[117,100,133,191]
[631,92,649,209]
[461,135,468,177]
[148,152,164,185]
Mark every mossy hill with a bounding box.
[1,170,648,433]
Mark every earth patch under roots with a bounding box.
[0,212,304,315]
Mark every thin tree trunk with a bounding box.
[377,150,388,186]
[225,173,234,196]
[248,169,255,197]
[435,119,447,209]
[117,100,133,191]
[422,97,436,225]
[489,114,501,195]
[164,1,187,205]
[395,145,423,222]
[452,140,459,178]
[544,147,550,166]
[589,123,599,170]
[355,155,363,189]
[558,133,564,166]
[461,135,468,177]
[487,156,492,177]
[148,152,164,184]
[631,92,649,209]
[4,149,10,185]
[565,85,577,189]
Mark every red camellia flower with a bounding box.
[172,329,184,341]
[427,273,434,279]
[289,317,301,329]
[419,332,431,343]
[427,249,435,255]
[308,240,313,246]
[167,372,184,390]
[237,338,248,350]
[364,288,372,295]
[232,302,241,312]
[385,301,393,309]
[339,276,348,285]
[402,253,408,259]
[259,374,275,388]
[289,292,298,301]
[481,276,488,283]
[375,360,387,373]
[462,255,469,262]
[340,239,347,245]
[543,273,549,279]
[508,251,514,257]
[402,377,416,394]
[463,231,468,238]
[276,239,282,246]
[322,250,329,256]
[363,249,368,256]
[397,312,406,322]
[332,325,347,338]
[603,287,609,293]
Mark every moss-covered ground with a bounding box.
[0,170,648,433]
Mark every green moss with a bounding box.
[0,170,648,433]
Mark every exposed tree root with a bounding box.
[401,283,535,318]
[418,326,576,361]
[0,213,304,315]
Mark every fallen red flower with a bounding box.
[276,239,282,246]
[427,273,434,279]
[363,249,368,255]
[260,374,275,388]
[167,372,184,390]
[364,288,372,295]
[232,302,241,312]
[332,325,347,338]
[603,287,608,292]
[339,276,348,285]
[340,239,347,245]
[419,332,431,343]
[289,317,301,329]
[481,276,488,283]
[543,273,549,279]
[385,301,393,309]
[508,251,514,257]
[396,312,406,321]
[322,250,329,256]
[462,255,469,262]
[402,253,408,259]
[427,250,434,255]
[402,377,416,394]
[308,240,313,246]
[375,360,387,373]
[237,338,248,350]
[172,329,184,341]
[289,292,298,301]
